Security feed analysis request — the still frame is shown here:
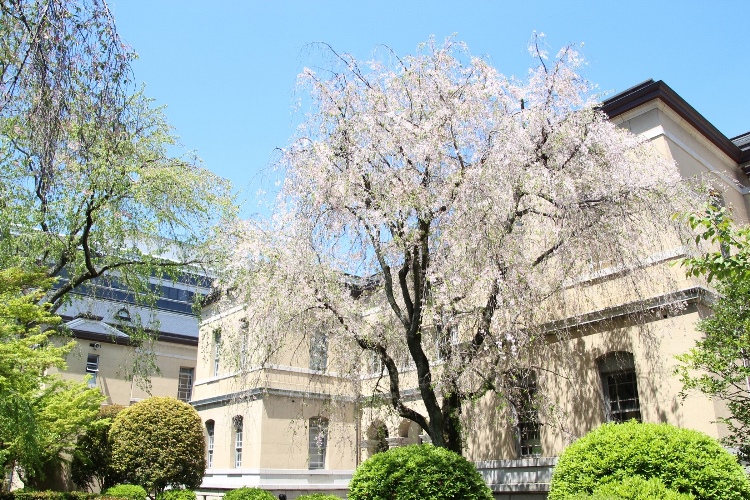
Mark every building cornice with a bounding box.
[601,80,750,172]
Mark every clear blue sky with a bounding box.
[110,1,750,216]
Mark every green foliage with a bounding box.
[576,476,695,499]
[221,488,274,500]
[71,405,127,491]
[680,204,750,282]
[0,268,104,484]
[678,206,750,460]
[103,485,148,500]
[109,398,206,497]
[348,444,492,500]
[0,491,102,500]
[0,0,237,390]
[548,421,750,500]
[155,490,196,500]
[295,495,341,500]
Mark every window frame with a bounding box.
[510,371,542,458]
[85,353,99,387]
[206,420,215,469]
[598,351,642,423]
[308,417,328,470]
[309,331,328,372]
[233,416,243,468]
[177,367,194,402]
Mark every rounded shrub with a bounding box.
[549,421,750,500]
[103,485,148,500]
[568,476,695,500]
[157,491,196,500]
[221,488,274,500]
[109,397,206,496]
[295,495,341,500]
[348,444,492,500]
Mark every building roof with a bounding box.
[601,79,750,173]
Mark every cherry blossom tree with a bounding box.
[217,37,694,454]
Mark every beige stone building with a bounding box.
[192,80,750,499]
[51,273,210,406]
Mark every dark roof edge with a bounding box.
[62,327,199,347]
[601,80,750,167]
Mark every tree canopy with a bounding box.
[677,204,750,461]
[0,267,104,486]
[0,0,237,319]
[215,37,693,453]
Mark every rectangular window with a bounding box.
[599,352,642,423]
[604,371,642,422]
[309,331,328,372]
[86,354,99,387]
[214,330,221,376]
[233,416,243,468]
[206,421,215,469]
[177,367,194,402]
[511,372,542,458]
[308,417,328,469]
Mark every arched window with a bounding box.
[598,352,642,423]
[308,417,328,469]
[233,416,243,468]
[205,420,215,469]
[366,421,389,455]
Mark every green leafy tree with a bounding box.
[71,405,126,491]
[109,397,206,497]
[0,267,104,487]
[677,204,750,460]
[548,421,750,500]
[0,0,237,334]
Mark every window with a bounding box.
[598,352,642,423]
[233,416,243,468]
[309,331,328,372]
[206,420,215,469]
[177,367,194,402]
[240,318,248,370]
[308,417,328,469]
[213,329,221,376]
[115,308,131,322]
[510,371,542,458]
[86,354,99,387]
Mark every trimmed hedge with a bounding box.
[348,444,492,500]
[221,488,274,500]
[569,476,695,500]
[103,486,147,500]
[0,493,128,500]
[295,495,341,500]
[157,491,196,500]
[549,421,750,500]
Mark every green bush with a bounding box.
[0,492,101,500]
[221,488,274,500]
[348,444,492,500]
[103,485,148,500]
[568,476,695,500]
[295,495,341,500]
[549,421,750,500]
[72,404,126,491]
[157,491,196,500]
[109,397,206,497]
